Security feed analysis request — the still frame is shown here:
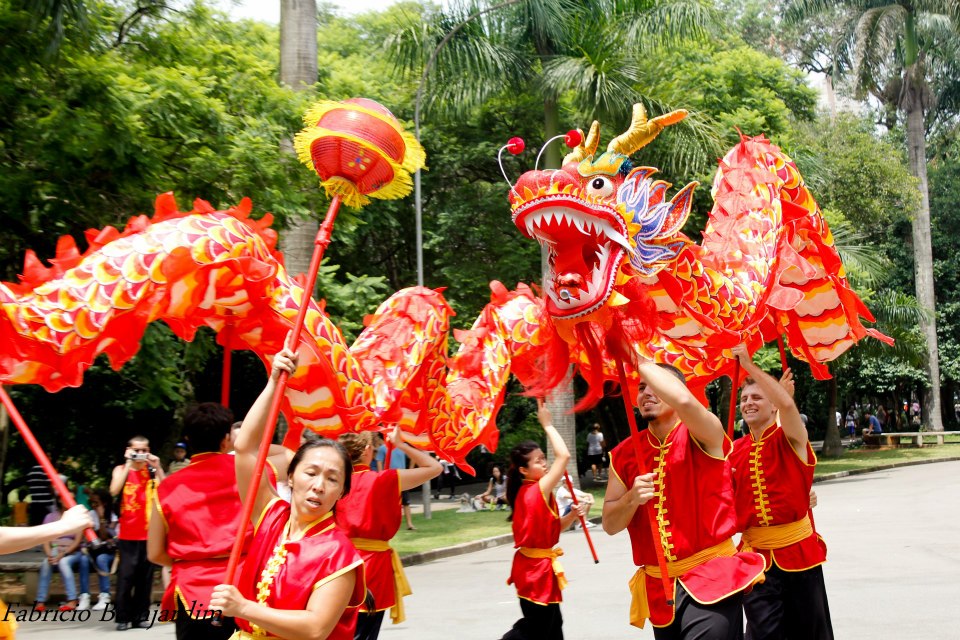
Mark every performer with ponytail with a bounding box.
[210,346,365,640]
[336,427,442,640]
[500,400,588,640]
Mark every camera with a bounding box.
[129,452,149,461]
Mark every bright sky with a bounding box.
[216,0,399,23]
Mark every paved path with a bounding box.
[9,460,959,638]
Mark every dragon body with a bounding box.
[0,105,887,467]
[0,194,556,470]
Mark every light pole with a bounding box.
[412,0,525,518]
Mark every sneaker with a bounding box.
[77,593,91,611]
[35,602,46,612]
[92,592,111,611]
[58,600,77,611]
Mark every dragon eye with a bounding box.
[586,176,614,198]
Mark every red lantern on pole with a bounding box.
[294,98,426,208]
[223,98,425,588]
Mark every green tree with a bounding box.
[786,0,960,432]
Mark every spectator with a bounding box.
[35,499,85,611]
[389,446,417,530]
[555,481,595,529]
[149,403,250,640]
[26,464,55,526]
[435,459,460,499]
[86,488,118,611]
[167,442,191,474]
[864,411,883,435]
[845,411,856,437]
[109,435,165,631]
[585,423,606,481]
[373,434,387,472]
[477,465,508,510]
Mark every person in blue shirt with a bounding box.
[373,434,387,472]
[388,447,417,530]
[865,411,883,435]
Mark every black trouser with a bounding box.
[653,582,744,640]
[354,609,386,640]
[114,539,156,624]
[501,599,563,640]
[175,598,236,640]
[743,565,834,640]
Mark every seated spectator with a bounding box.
[85,489,118,611]
[555,482,595,529]
[36,498,85,611]
[476,465,508,510]
[864,410,883,435]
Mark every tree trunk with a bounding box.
[822,377,844,458]
[278,0,318,444]
[279,0,319,280]
[903,69,944,432]
[545,368,579,489]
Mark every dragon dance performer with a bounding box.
[500,400,587,640]
[602,359,766,639]
[211,346,365,640]
[149,403,253,639]
[336,427,441,640]
[729,345,834,640]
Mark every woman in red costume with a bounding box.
[337,427,441,640]
[500,400,588,640]
[211,346,364,640]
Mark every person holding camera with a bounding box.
[109,435,165,631]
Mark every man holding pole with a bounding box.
[602,358,765,638]
[729,345,833,639]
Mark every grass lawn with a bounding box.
[394,507,513,556]
[815,441,960,477]
[392,442,960,557]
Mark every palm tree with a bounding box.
[390,0,720,482]
[278,0,319,279]
[818,221,929,456]
[787,0,960,432]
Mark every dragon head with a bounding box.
[509,105,696,324]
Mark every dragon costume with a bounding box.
[0,103,887,469]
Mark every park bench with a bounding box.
[862,431,960,449]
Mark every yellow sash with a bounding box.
[0,597,16,640]
[350,538,412,624]
[628,538,737,629]
[518,546,568,591]
[740,515,813,553]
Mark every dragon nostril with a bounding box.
[556,273,584,288]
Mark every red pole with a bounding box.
[0,386,96,543]
[222,196,342,585]
[614,359,674,605]
[777,336,788,372]
[221,318,233,409]
[727,360,741,440]
[562,471,598,563]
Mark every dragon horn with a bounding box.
[563,120,601,165]
[607,104,688,156]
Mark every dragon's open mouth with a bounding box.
[513,195,629,319]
